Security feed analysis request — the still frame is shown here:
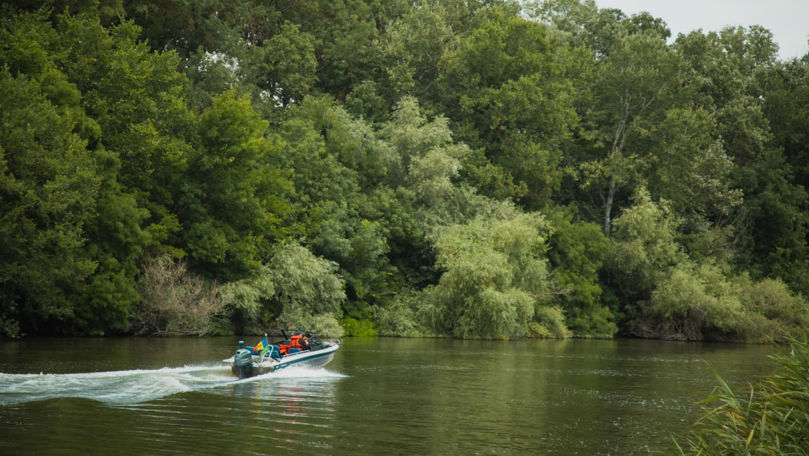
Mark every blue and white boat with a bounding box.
[224,331,340,379]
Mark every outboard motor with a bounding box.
[233,348,254,379]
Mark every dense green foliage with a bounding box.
[677,339,809,454]
[2,0,808,339]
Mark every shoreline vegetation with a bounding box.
[676,339,809,455]
[2,1,809,344]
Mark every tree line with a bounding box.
[2,0,808,340]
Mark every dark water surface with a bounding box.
[0,337,776,455]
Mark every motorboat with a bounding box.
[224,331,340,379]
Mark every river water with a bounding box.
[0,337,776,455]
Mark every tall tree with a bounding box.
[180,90,292,280]
[579,30,686,235]
[438,8,579,208]
[677,26,809,293]
[0,9,151,335]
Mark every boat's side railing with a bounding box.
[255,346,286,363]
[255,350,270,363]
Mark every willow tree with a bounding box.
[218,242,346,336]
[424,204,563,339]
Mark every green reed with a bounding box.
[676,339,809,455]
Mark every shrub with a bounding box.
[268,242,346,320]
[0,317,21,339]
[218,274,275,334]
[649,263,746,341]
[340,317,378,337]
[531,305,569,339]
[646,264,809,342]
[279,308,344,338]
[132,255,225,336]
[739,277,809,341]
[373,291,428,337]
[564,304,617,339]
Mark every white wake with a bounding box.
[0,364,345,406]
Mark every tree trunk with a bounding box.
[603,96,630,236]
[604,172,616,236]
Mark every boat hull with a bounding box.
[228,342,339,378]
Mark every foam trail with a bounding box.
[0,364,344,406]
[225,366,347,388]
[257,365,346,380]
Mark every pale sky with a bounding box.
[593,0,809,60]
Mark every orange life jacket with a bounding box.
[290,334,302,349]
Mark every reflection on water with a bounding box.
[223,372,343,453]
[0,337,777,455]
